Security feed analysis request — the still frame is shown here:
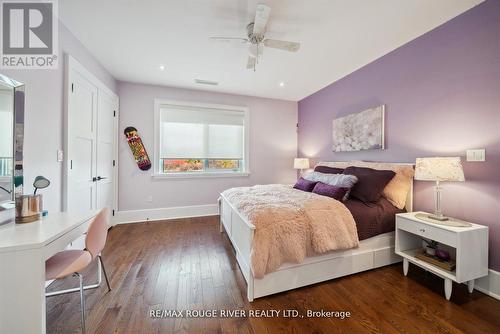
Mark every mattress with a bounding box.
[344,197,405,241]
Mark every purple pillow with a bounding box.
[293,177,317,192]
[343,166,395,203]
[312,182,348,201]
[314,166,344,174]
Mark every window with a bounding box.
[154,100,249,177]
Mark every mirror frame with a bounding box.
[0,73,24,226]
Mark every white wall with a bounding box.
[117,81,298,211]
[2,24,116,213]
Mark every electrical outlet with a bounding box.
[466,149,485,162]
[57,150,64,162]
[146,195,153,202]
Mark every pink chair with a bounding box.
[45,208,112,334]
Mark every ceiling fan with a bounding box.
[210,4,300,71]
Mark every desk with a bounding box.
[0,211,97,333]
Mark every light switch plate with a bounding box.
[57,150,64,162]
[466,149,485,162]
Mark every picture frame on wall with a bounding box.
[332,105,385,152]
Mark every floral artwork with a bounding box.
[332,105,385,152]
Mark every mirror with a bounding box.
[0,73,24,226]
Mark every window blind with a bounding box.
[160,105,245,160]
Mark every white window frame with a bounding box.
[153,99,250,179]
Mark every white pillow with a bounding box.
[303,172,358,189]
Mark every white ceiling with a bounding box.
[60,0,483,101]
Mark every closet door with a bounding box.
[65,56,118,216]
[66,69,98,214]
[96,90,117,211]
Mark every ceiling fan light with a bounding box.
[249,44,262,57]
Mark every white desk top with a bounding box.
[0,211,98,253]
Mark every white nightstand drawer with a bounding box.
[397,217,457,247]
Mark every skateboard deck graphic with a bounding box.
[124,126,152,171]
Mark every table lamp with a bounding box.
[294,158,310,176]
[15,175,51,223]
[414,157,465,221]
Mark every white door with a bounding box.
[96,90,117,212]
[67,70,98,214]
[66,56,118,217]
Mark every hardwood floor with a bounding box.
[46,216,500,334]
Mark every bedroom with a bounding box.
[0,0,499,333]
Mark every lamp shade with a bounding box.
[294,158,310,170]
[33,175,50,190]
[414,157,465,182]
[33,175,50,195]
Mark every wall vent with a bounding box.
[195,79,219,86]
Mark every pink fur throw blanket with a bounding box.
[221,184,359,278]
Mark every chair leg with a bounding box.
[74,272,86,334]
[98,255,111,292]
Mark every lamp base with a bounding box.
[427,214,449,222]
[16,213,42,224]
[15,194,43,224]
[415,213,472,227]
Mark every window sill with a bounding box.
[152,171,251,179]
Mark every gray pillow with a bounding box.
[304,171,357,187]
[304,171,358,200]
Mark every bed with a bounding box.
[218,161,414,301]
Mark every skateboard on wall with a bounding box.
[124,126,152,171]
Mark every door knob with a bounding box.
[97,176,107,181]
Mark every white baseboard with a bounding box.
[113,204,219,225]
[474,269,500,300]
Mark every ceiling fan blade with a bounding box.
[210,37,248,44]
[246,56,256,70]
[252,4,271,35]
[263,39,300,52]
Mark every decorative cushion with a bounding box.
[304,171,358,189]
[312,182,348,201]
[343,166,395,203]
[350,161,414,209]
[314,165,344,174]
[293,177,317,192]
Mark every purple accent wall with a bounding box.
[298,0,500,270]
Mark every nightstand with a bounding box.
[395,212,488,300]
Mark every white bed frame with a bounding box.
[219,162,414,302]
